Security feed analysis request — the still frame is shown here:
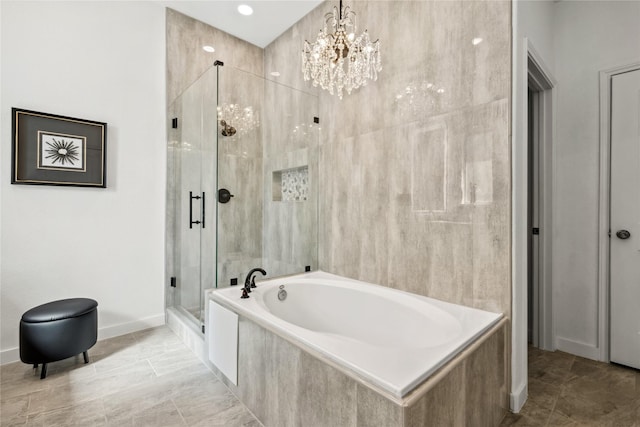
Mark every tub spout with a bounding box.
[242,268,267,298]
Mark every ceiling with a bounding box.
[162,1,324,48]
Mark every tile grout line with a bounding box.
[99,398,109,426]
[544,354,575,426]
[146,357,160,378]
[171,398,189,426]
[543,390,561,426]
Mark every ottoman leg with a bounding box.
[40,363,47,379]
[83,351,89,364]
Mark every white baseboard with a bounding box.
[0,347,20,365]
[0,313,165,366]
[556,337,601,361]
[97,313,165,341]
[510,382,528,413]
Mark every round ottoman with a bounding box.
[19,298,98,379]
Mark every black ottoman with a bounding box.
[20,298,98,379]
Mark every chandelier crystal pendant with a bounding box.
[302,0,381,99]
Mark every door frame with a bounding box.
[528,52,555,352]
[511,36,556,412]
[598,61,640,362]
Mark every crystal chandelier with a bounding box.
[302,0,381,99]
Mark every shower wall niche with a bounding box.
[273,166,309,202]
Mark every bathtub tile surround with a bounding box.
[405,327,507,426]
[299,351,358,426]
[208,272,508,426]
[265,0,512,316]
[356,384,405,427]
[209,304,507,427]
[228,315,386,427]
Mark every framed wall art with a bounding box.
[11,108,107,187]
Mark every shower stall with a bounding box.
[166,62,319,331]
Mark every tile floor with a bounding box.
[3,330,639,427]
[501,346,640,426]
[0,326,260,426]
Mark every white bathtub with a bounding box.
[210,271,503,398]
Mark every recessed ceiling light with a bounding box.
[472,37,483,46]
[237,4,253,16]
[270,71,280,77]
[203,45,215,53]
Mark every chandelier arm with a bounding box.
[325,7,338,32]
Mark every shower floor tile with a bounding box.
[0,326,260,427]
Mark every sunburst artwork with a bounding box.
[12,108,106,187]
[37,132,86,171]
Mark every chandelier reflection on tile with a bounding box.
[302,0,381,99]
[217,103,259,138]
[393,81,446,118]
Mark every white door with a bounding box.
[610,68,640,369]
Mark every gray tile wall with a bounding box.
[264,0,512,316]
[166,8,263,106]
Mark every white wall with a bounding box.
[552,0,640,358]
[517,0,556,72]
[0,1,167,363]
[513,0,640,410]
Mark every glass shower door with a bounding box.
[167,65,217,329]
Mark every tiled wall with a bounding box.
[265,0,512,316]
[166,9,263,106]
[210,313,508,426]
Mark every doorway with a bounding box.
[526,55,554,351]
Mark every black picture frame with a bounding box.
[11,108,107,187]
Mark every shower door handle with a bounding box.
[189,191,204,229]
[201,192,205,229]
